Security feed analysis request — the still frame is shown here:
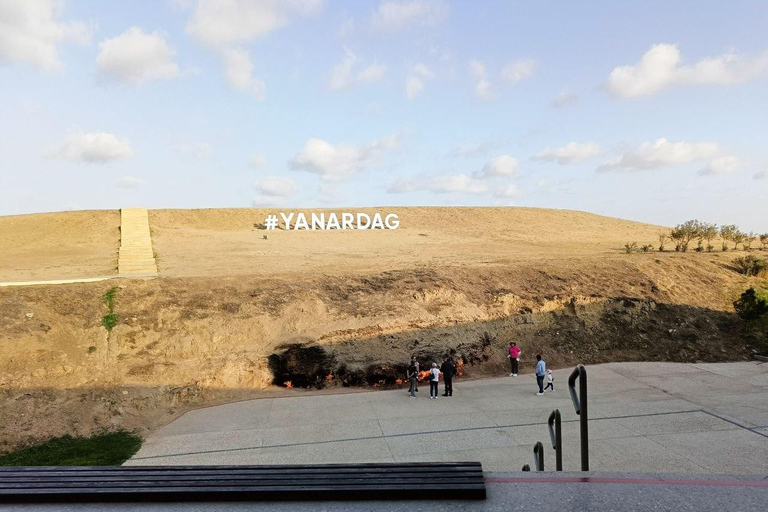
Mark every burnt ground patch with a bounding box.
[267,344,337,389]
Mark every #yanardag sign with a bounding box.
[263,212,400,231]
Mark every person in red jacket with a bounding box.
[508,342,520,377]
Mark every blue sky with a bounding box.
[1,0,767,231]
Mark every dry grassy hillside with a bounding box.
[0,210,120,282]
[0,207,764,451]
[148,207,666,277]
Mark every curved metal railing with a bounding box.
[568,365,589,471]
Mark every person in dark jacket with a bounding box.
[409,355,419,392]
[407,361,418,398]
[440,354,454,396]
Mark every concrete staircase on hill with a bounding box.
[118,208,157,275]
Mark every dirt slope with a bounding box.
[0,210,119,282]
[0,207,764,451]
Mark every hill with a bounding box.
[0,207,763,452]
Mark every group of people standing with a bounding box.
[405,354,456,398]
[405,345,553,399]
[508,342,553,395]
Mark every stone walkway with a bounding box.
[118,208,157,275]
[127,362,768,475]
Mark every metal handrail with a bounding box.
[547,409,563,471]
[533,442,544,471]
[568,365,589,471]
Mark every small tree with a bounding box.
[743,232,756,251]
[732,230,747,251]
[671,220,701,252]
[760,233,768,250]
[720,224,737,252]
[701,223,718,252]
[658,232,669,252]
[734,288,768,321]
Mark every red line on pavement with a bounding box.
[485,477,768,488]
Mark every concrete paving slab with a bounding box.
[259,420,384,446]
[154,400,275,436]
[587,436,709,473]
[615,410,736,436]
[648,429,768,474]
[384,427,519,457]
[128,429,265,461]
[377,411,497,436]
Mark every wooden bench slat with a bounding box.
[0,463,486,502]
[0,462,481,472]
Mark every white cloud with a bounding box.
[183,0,322,98]
[501,59,535,85]
[254,175,297,196]
[115,175,146,188]
[448,141,495,158]
[97,27,180,85]
[317,182,346,204]
[221,47,265,99]
[469,59,492,100]
[174,142,211,160]
[390,173,488,195]
[290,133,400,181]
[45,132,133,163]
[370,0,448,31]
[253,175,298,206]
[0,0,90,71]
[329,48,386,91]
[698,155,741,176]
[552,89,579,108]
[493,184,520,198]
[476,155,519,178]
[405,62,433,99]
[387,174,488,194]
[249,155,268,170]
[356,62,386,83]
[597,138,720,172]
[608,44,768,98]
[186,0,322,47]
[754,170,766,180]
[534,142,602,165]
[427,174,488,194]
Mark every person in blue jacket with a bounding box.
[535,355,546,396]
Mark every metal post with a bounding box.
[533,442,544,471]
[568,365,589,471]
[547,409,563,471]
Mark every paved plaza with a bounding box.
[127,362,768,475]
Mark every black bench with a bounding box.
[0,462,486,502]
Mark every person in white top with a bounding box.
[429,363,440,399]
[544,369,554,392]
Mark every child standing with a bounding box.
[429,363,440,399]
[544,369,554,392]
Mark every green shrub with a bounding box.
[734,288,768,322]
[101,287,119,331]
[88,346,96,353]
[733,255,768,276]
[101,313,118,331]
[0,431,142,466]
[624,241,637,254]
